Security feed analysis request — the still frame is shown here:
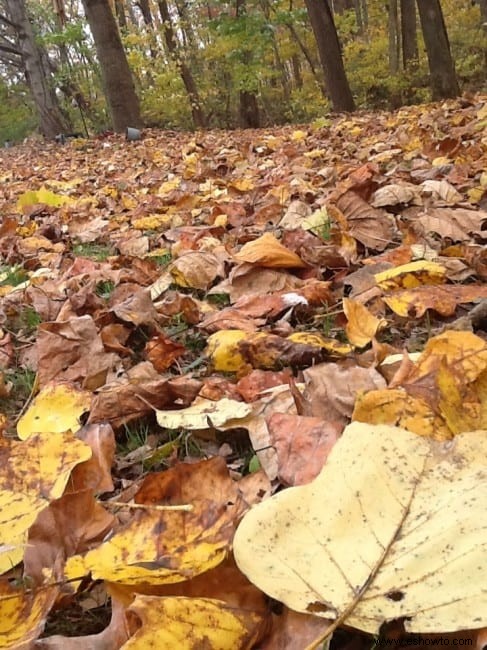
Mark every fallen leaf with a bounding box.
[155,397,251,430]
[343,297,387,347]
[267,413,342,485]
[233,233,307,268]
[234,422,487,634]
[17,382,91,441]
[124,595,265,649]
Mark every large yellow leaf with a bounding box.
[17,187,72,210]
[122,596,263,649]
[17,382,91,440]
[66,458,242,585]
[0,432,91,573]
[0,577,58,649]
[234,422,487,634]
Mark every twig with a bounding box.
[104,500,193,512]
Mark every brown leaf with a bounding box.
[36,316,119,390]
[267,413,342,485]
[335,190,395,251]
[144,334,186,372]
[303,362,387,422]
[24,490,115,583]
[88,366,202,429]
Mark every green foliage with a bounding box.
[95,280,116,300]
[0,265,29,287]
[0,82,37,144]
[73,243,113,261]
[3,0,487,136]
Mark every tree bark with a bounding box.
[400,0,418,68]
[388,0,400,73]
[304,0,355,111]
[157,0,206,128]
[114,0,127,29]
[236,0,260,128]
[415,0,460,100]
[81,0,142,131]
[331,0,354,12]
[4,0,68,138]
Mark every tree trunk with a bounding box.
[81,0,142,131]
[304,0,355,111]
[236,0,260,128]
[478,0,487,24]
[388,0,400,73]
[400,0,418,68]
[415,0,459,100]
[291,54,303,89]
[137,0,153,25]
[4,0,68,138]
[157,0,206,128]
[115,0,127,29]
[331,0,354,12]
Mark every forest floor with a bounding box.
[0,95,486,649]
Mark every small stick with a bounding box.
[104,500,193,512]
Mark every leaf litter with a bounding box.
[0,96,486,649]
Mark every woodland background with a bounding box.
[0,0,487,143]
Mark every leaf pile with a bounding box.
[0,96,486,649]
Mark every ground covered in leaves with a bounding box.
[0,96,486,649]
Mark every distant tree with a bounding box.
[236,0,260,128]
[416,0,460,99]
[388,0,400,73]
[2,0,68,138]
[304,0,356,111]
[400,0,418,68]
[330,0,354,13]
[81,0,142,131]
[157,0,206,128]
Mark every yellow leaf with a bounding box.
[233,233,306,268]
[17,382,91,440]
[234,422,487,634]
[352,388,452,440]
[291,130,307,142]
[0,532,26,574]
[286,332,353,355]
[205,330,257,372]
[66,458,242,585]
[0,576,57,648]
[374,260,446,290]
[343,298,387,347]
[132,214,172,231]
[0,432,91,572]
[229,178,255,192]
[17,187,72,210]
[155,397,251,430]
[123,596,263,649]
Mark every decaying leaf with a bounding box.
[234,422,487,634]
[0,576,58,649]
[65,458,244,585]
[0,431,92,573]
[155,396,251,430]
[124,595,265,649]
